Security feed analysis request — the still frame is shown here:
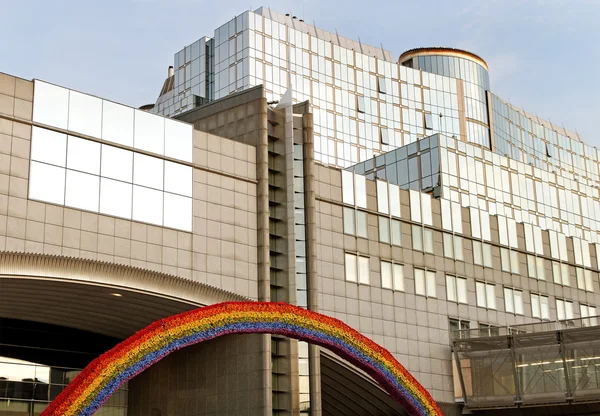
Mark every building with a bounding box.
[1,5,600,416]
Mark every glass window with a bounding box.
[345,253,357,282]
[393,263,405,292]
[483,243,492,268]
[164,193,192,231]
[501,248,510,272]
[102,100,134,147]
[446,275,467,304]
[391,219,402,246]
[380,128,389,145]
[379,217,390,244]
[378,77,387,94]
[556,299,574,320]
[355,174,367,208]
[443,233,453,258]
[133,153,164,190]
[426,270,437,298]
[357,96,366,113]
[164,161,193,197]
[68,90,103,138]
[101,145,133,182]
[415,268,426,296]
[31,127,67,167]
[65,170,99,212]
[470,207,481,239]
[423,229,434,253]
[452,202,462,234]
[343,207,355,235]
[454,236,464,260]
[476,281,496,309]
[510,250,520,274]
[473,241,482,265]
[341,170,354,204]
[410,190,421,222]
[32,80,69,129]
[441,199,452,231]
[580,304,598,326]
[381,261,392,289]
[164,119,193,162]
[504,288,523,314]
[412,225,423,251]
[134,109,165,155]
[377,180,389,214]
[29,161,65,205]
[389,184,400,217]
[133,185,163,226]
[531,294,549,319]
[100,178,132,219]
[67,136,101,175]
[421,193,432,226]
[356,211,368,238]
[425,113,433,130]
[358,256,370,284]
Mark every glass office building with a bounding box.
[150,7,600,413]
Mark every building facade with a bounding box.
[1,5,600,416]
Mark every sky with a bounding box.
[1,0,598,144]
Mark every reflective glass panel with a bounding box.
[358,256,370,284]
[133,153,164,190]
[164,193,192,231]
[134,109,165,154]
[164,119,193,162]
[33,81,69,129]
[31,127,67,167]
[393,264,404,291]
[67,136,101,175]
[29,162,65,205]
[100,178,132,219]
[101,145,133,182]
[68,90,102,138]
[65,170,100,212]
[345,253,357,282]
[133,185,163,225]
[164,161,192,196]
[102,100,134,147]
[356,211,368,238]
[381,261,392,289]
[343,207,355,234]
[341,170,354,204]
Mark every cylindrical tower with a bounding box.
[399,47,489,90]
[400,47,492,148]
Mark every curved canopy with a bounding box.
[41,302,442,416]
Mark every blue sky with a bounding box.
[1,0,598,145]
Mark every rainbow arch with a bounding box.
[42,302,442,416]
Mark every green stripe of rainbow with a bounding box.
[41,302,442,416]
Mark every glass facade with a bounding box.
[31,81,193,232]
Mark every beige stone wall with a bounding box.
[314,162,600,404]
[0,72,259,300]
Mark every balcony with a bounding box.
[452,317,600,410]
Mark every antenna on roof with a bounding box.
[313,20,318,37]
[380,42,386,58]
[358,36,364,54]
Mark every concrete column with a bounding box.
[302,113,322,416]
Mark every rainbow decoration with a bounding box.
[42,302,442,416]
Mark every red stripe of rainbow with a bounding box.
[41,302,442,416]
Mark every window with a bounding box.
[381,261,404,291]
[443,233,454,258]
[576,268,594,292]
[446,275,468,304]
[556,299,574,320]
[527,255,545,280]
[424,113,433,130]
[378,77,387,94]
[552,262,570,286]
[379,217,390,244]
[410,190,433,225]
[479,323,500,337]
[412,225,433,253]
[341,170,367,208]
[415,268,436,297]
[357,96,366,113]
[504,288,524,315]
[531,294,550,320]
[343,207,368,238]
[449,318,470,339]
[391,219,402,246]
[580,304,598,326]
[476,281,496,309]
[380,127,389,145]
[473,242,491,267]
[377,180,389,214]
[345,253,370,284]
